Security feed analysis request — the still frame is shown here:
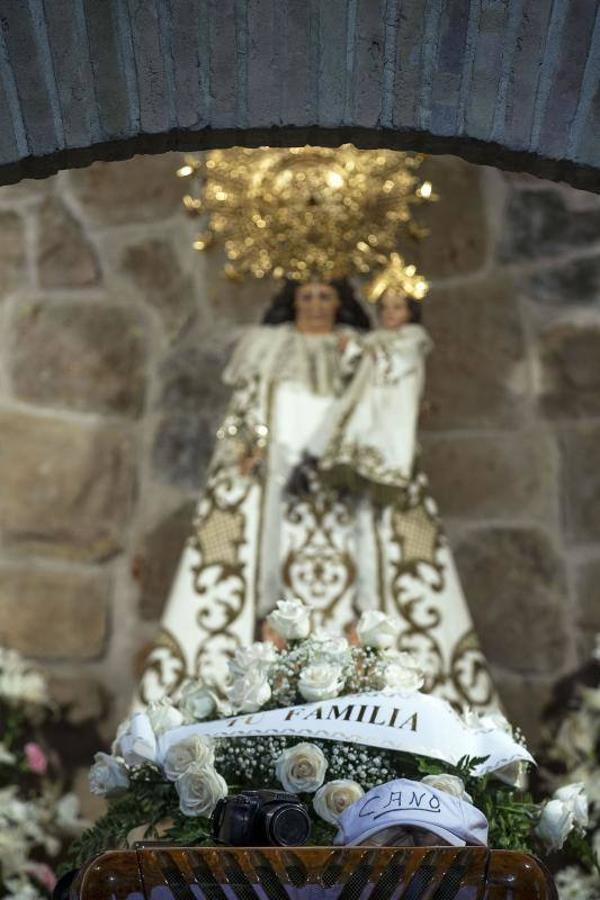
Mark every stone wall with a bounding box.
[1,151,599,812]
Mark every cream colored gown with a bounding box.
[138,323,496,711]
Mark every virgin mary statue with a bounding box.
[138,272,497,712]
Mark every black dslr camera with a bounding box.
[211,789,311,846]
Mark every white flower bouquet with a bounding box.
[0,648,88,899]
[538,637,600,897]
[70,603,594,870]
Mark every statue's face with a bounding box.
[294,281,340,334]
[380,291,410,329]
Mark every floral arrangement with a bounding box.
[0,647,88,899]
[72,602,594,871]
[537,637,600,899]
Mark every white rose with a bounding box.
[580,686,600,713]
[313,780,364,825]
[554,711,595,768]
[382,660,424,696]
[179,682,218,721]
[163,735,215,781]
[267,599,311,641]
[147,698,185,735]
[535,798,574,851]
[298,663,344,702]
[229,642,278,678]
[113,713,158,766]
[463,707,512,735]
[275,742,328,794]
[421,774,473,803]
[89,752,130,798]
[227,669,271,713]
[357,611,400,649]
[309,632,350,664]
[56,793,90,835]
[176,762,228,817]
[554,783,589,828]
[0,742,15,766]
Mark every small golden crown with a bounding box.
[366,253,429,303]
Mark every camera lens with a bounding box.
[265,805,311,846]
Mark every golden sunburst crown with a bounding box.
[177,144,436,283]
[366,252,429,303]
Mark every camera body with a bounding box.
[212,789,311,846]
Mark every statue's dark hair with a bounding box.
[406,299,423,324]
[262,278,371,331]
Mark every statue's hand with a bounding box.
[239,451,262,476]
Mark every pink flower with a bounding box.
[24,741,48,775]
[26,862,57,891]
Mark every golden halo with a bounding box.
[178,145,435,283]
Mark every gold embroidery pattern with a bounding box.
[137,627,187,705]
[282,479,357,631]
[449,628,497,709]
[195,506,245,568]
[380,470,496,710]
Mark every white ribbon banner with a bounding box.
[157,691,534,777]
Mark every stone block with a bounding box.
[430,0,470,136]
[539,322,600,419]
[157,330,232,414]
[574,558,600,659]
[421,431,558,522]
[503,0,554,149]
[127,0,170,134]
[136,502,196,621]
[318,0,351,126]
[169,0,208,129]
[43,0,99,149]
[422,273,528,430]
[246,0,277,127]
[0,2,60,156]
[395,156,488,279]
[560,425,600,543]
[499,188,600,263]
[68,153,184,226]
[0,565,108,659]
[0,210,26,296]
[83,0,134,139]
[492,669,555,750]
[204,247,275,324]
[537,1,597,161]
[151,328,233,488]
[527,255,600,307]
[120,238,196,338]
[352,0,385,128]
[0,177,49,205]
[10,301,147,416]
[464,1,510,140]
[207,0,238,128]
[37,197,101,288]
[0,410,136,562]
[152,411,218,491]
[390,0,428,129]
[47,674,108,725]
[282,2,315,126]
[455,527,570,674]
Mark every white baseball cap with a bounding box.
[334,778,489,847]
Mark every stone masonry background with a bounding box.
[0,151,599,815]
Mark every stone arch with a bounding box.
[0,0,599,190]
